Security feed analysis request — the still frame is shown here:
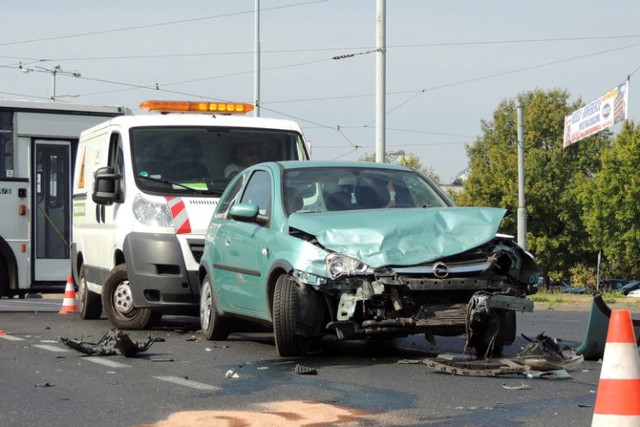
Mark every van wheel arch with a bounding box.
[77,261,103,320]
[102,264,154,330]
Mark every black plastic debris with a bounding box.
[35,382,55,388]
[294,364,318,375]
[59,329,160,357]
[517,332,583,371]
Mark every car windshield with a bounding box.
[131,126,307,196]
[283,166,452,214]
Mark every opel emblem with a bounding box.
[433,261,450,278]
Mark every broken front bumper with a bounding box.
[327,289,533,340]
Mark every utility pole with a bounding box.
[375,0,386,163]
[20,64,81,102]
[51,65,61,102]
[254,0,261,117]
[517,104,527,250]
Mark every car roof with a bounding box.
[274,160,414,172]
[622,281,640,288]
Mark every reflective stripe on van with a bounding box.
[166,197,192,234]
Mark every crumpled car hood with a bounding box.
[288,207,508,267]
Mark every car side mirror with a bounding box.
[229,202,259,221]
[92,166,123,205]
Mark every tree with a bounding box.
[452,89,612,282]
[577,122,640,279]
[358,150,441,183]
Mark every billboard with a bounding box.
[563,81,629,148]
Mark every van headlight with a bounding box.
[132,194,174,227]
[326,253,374,279]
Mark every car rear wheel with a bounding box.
[102,264,154,330]
[78,264,102,320]
[200,274,230,340]
[273,274,306,357]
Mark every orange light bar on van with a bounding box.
[140,100,254,115]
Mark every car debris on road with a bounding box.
[60,329,162,357]
[407,332,583,378]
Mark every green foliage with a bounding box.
[453,88,612,280]
[569,263,597,291]
[578,123,640,279]
[359,151,441,183]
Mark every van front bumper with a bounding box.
[123,232,199,314]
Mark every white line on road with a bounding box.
[0,334,24,341]
[84,356,132,368]
[32,344,70,352]
[153,376,221,391]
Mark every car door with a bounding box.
[216,169,274,317]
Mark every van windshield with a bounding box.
[130,126,308,195]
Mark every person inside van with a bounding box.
[170,136,209,181]
[135,134,165,178]
[224,143,261,179]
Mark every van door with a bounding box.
[33,140,71,281]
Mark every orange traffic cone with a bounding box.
[592,309,640,426]
[58,276,78,314]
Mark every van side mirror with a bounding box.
[92,166,123,205]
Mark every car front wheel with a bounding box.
[102,264,155,330]
[273,274,306,357]
[200,274,230,340]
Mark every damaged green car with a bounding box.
[198,161,540,357]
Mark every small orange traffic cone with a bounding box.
[592,309,640,426]
[58,276,78,314]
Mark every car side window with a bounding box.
[216,177,244,218]
[240,170,271,216]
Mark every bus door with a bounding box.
[33,140,71,282]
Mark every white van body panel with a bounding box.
[71,109,310,328]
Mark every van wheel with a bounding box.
[200,274,230,340]
[102,264,154,330]
[273,274,306,357]
[78,264,102,320]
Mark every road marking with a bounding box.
[0,334,23,341]
[32,344,70,352]
[84,356,132,368]
[153,376,221,391]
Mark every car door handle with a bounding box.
[224,239,230,247]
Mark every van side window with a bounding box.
[108,133,126,201]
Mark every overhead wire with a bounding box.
[0,0,328,47]
[3,7,640,157]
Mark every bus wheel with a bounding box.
[0,258,9,298]
[78,264,102,320]
[102,264,153,330]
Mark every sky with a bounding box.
[2,1,640,183]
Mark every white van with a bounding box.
[71,100,310,329]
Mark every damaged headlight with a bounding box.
[326,253,374,279]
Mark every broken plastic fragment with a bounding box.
[225,369,239,379]
[294,364,318,375]
[35,382,55,388]
[501,382,530,390]
[517,333,583,371]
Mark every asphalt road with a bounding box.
[0,296,625,427]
